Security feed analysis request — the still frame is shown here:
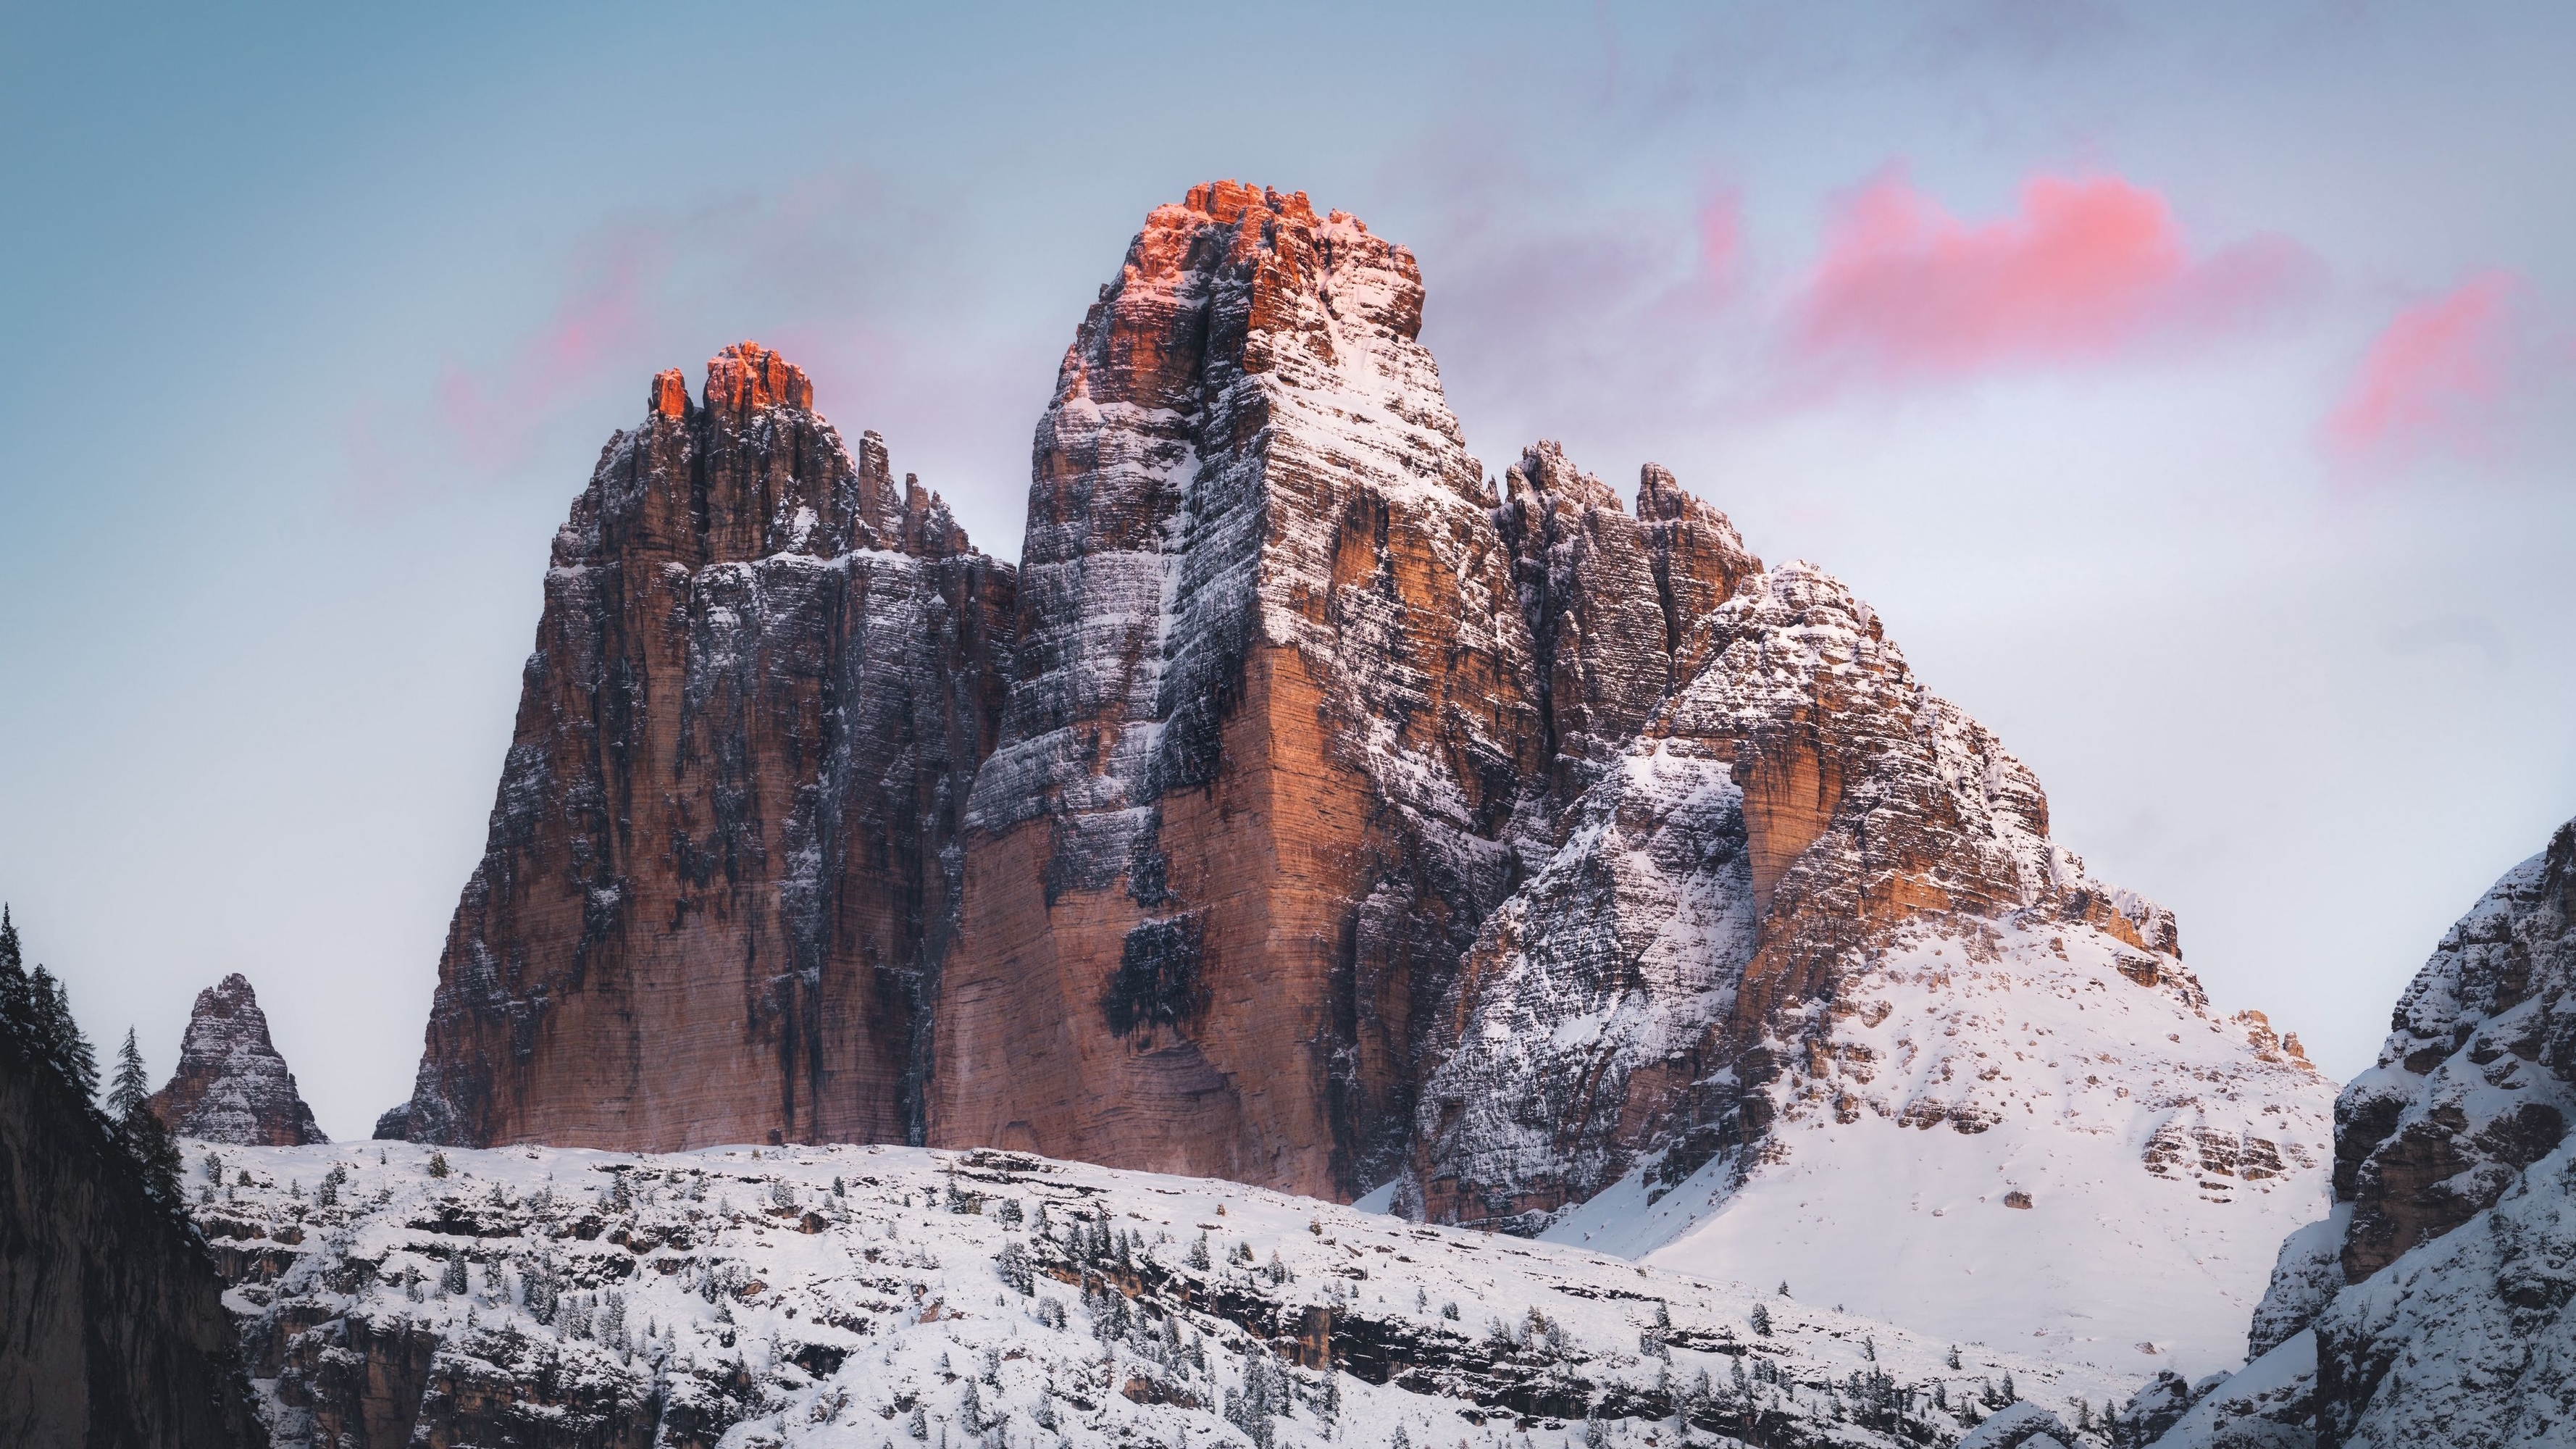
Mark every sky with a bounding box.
[2,3,2571,1140]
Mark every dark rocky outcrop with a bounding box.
[1,1004,267,1446]
[149,973,326,1146]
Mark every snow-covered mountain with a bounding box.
[1408,560,2335,1371]
[148,972,327,1146]
[189,1140,2147,1448]
[2146,819,2576,1448]
[371,182,2333,1381]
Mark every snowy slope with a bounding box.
[187,1140,2150,1449]
[1538,919,2334,1377]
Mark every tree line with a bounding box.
[0,904,188,1216]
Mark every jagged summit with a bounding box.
[148,972,325,1145]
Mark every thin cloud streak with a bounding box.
[2325,270,2517,467]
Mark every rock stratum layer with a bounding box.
[388,185,2329,1356]
[149,973,327,1146]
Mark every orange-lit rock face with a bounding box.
[703,340,814,415]
[931,183,1543,1199]
[384,346,1014,1151]
[648,368,689,419]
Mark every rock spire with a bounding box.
[147,972,326,1145]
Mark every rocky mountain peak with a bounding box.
[2157,819,2575,1446]
[147,972,326,1145]
[647,366,690,419]
[385,341,1015,1152]
[701,338,814,415]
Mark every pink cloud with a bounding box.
[2325,272,2517,464]
[1789,167,2312,381]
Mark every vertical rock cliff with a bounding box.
[384,343,1015,1151]
[149,974,326,1146]
[929,183,1545,1198]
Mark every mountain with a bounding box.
[1411,550,2334,1365]
[184,1137,2138,1449]
[149,973,327,1145]
[2149,818,2576,1448]
[381,343,1015,1151]
[380,183,2330,1368]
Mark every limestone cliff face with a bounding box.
[149,973,326,1146]
[1492,443,1757,823]
[929,183,1544,1198]
[383,343,1015,1151]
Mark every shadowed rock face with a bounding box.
[382,343,1015,1151]
[147,973,325,1146]
[3,1025,267,1447]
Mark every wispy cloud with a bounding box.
[338,170,1029,513]
[1784,167,2315,384]
[432,226,669,472]
[2325,271,2517,467]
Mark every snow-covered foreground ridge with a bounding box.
[189,1140,2149,1449]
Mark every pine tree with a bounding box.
[28,966,99,1100]
[108,1027,151,1118]
[1749,1303,1772,1337]
[0,905,30,1043]
[119,1107,184,1209]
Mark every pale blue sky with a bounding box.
[4,3,2571,1138]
